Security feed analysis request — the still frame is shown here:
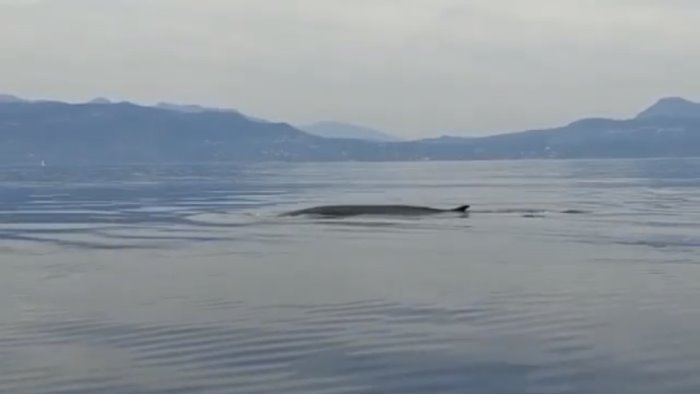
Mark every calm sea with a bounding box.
[2,159,700,394]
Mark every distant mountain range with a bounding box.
[297,121,402,142]
[86,98,271,123]
[0,94,699,164]
[0,94,25,103]
[636,97,700,120]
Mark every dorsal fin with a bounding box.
[452,205,470,212]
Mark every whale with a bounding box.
[281,204,470,218]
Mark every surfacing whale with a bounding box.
[282,204,470,218]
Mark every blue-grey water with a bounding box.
[2,159,700,394]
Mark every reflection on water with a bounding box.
[2,159,700,394]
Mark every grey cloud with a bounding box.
[0,0,698,137]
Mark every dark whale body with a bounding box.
[282,204,470,218]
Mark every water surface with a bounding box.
[2,159,700,394]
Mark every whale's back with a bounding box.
[283,204,469,217]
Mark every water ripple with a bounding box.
[4,160,700,393]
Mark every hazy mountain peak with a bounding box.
[0,94,24,103]
[636,97,700,119]
[298,121,402,141]
[88,97,112,104]
[154,102,271,123]
[156,102,230,113]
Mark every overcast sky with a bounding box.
[1,0,699,137]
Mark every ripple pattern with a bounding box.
[2,159,700,394]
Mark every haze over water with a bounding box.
[2,159,700,394]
